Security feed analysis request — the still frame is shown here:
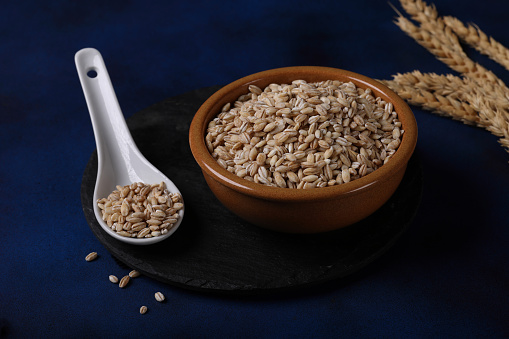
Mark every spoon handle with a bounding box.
[75,48,139,180]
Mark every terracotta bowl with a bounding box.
[189,66,417,233]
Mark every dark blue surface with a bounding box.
[1,0,508,337]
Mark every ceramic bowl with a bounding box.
[189,66,417,233]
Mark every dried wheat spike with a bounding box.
[380,76,481,126]
[467,95,509,149]
[392,0,509,155]
[398,0,460,50]
[391,71,509,110]
[383,71,509,153]
[396,0,505,87]
[443,16,509,72]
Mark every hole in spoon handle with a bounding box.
[75,48,131,147]
[75,48,139,181]
[87,68,98,78]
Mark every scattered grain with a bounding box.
[85,252,98,262]
[129,270,141,278]
[155,292,165,302]
[119,275,130,288]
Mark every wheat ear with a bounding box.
[389,71,509,110]
[443,16,509,72]
[382,71,509,151]
[380,74,481,126]
[396,0,505,87]
[467,96,509,149]
[387,0,509,154]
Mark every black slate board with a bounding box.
[81,86,423,295]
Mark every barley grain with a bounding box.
[137,228,150,238]
[129,270,140,278]
[119,275,130,288]
[85,252,98,262]
[118,231,132,237]
[155,292,165,302]
[206,80,402,188]
[96,182,183,239]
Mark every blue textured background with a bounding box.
[1,0,508,337]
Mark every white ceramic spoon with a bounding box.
[75,48,184,245]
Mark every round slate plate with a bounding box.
[81,86,423,295]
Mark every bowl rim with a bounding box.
[189,66,417,202]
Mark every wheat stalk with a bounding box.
[383,72,509,149]
[380,75,480,126]
[388,71,509,110]
[443,16,509,72]
[467,95,509,148]
[385,0,509,155]
[398,0,460,50]
[395,0,506,87]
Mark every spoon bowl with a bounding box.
[75,48,184,245]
